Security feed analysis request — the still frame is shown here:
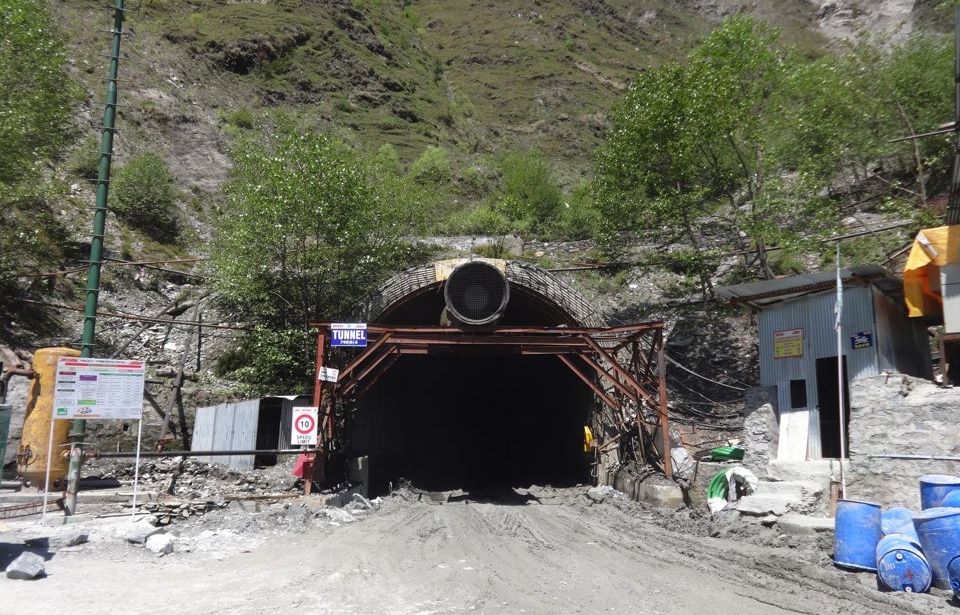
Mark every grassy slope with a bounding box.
[51,0,846,244]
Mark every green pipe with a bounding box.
[65,0,125,516]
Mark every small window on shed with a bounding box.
[790,379,807,409]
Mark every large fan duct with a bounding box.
[443,260,510,325]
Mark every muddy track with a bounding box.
[2,488,953,614]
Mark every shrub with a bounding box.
[409,146,451,184]
[225,107,254,129]
[497,149,562,222]
[67,138,102,182]
[110,153,178,241]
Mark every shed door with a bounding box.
[815,356,850,459]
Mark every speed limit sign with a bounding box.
[290,407,319,446]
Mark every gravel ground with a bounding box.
[1,485,954,615]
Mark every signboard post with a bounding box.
[330,323,368,348]
[45,358,145,522]
[291,407,319,496]
[291,407,319,447]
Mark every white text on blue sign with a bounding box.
[331,323,368,347]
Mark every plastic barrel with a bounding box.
[834,499,883,571]
[875,533,932,593]
[881,507,915,536]
[948,556,960,599]
[892,521,920,542]
[943,490,960,509]
[919,475,960,510]
[912,507,960,589]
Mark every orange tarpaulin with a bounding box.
[904,225,960,318]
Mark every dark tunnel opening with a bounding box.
[347,281,595,496]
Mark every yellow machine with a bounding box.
[18,347,79,486]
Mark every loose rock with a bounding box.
[145,533,175,555]
[5,552,45,580]
[125,520,165,544]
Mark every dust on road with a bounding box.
[1,486,950,614]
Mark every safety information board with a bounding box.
[53,357,145,420]
[317,367,340,383]
[773,328,804,359]
[291,407,319,446]
[330,323,367,347]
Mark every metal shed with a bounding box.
[191,395,312,470]
[718,266,931,461]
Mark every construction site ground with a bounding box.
[1,483,954,615]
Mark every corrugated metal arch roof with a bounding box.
[360,259,607,327]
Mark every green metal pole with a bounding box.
[64,0,125,516]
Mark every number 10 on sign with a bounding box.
[291,407,319,446]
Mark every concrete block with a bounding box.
[5,552,45,580]
[777,513,835,535]
[753,480,823,498]
[637,483,684,509]
[735,495,793,516]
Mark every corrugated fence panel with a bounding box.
[226,399,260,471]
[191,405,216,453]
[211,403,236,467]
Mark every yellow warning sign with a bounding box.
[773,328,803,359]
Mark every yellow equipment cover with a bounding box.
[904,225,960,318]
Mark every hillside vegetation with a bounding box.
[1,0,958,391]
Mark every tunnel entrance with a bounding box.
[314,259,671,497]
[352,353,592,494]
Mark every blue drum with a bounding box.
[881,507,914,536]
[834,499,882,571]
[875,533,931,593]
[919,475,960,510]
[912,507,960,589]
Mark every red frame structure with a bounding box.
[309,321,672,480]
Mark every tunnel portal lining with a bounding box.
[310,322,674,481]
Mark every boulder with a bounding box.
[5,552,45,580]
[145,533,175,555]
[125,520,164,544]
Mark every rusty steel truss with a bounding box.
[308,321,672,481]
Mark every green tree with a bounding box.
[0,0,74,186]
[0,0,73,317]
[595,18,953,294]
[212,127,422,391]
[110,153,179,241]
[594,23,777,295]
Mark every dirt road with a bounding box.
[1,487,951,614]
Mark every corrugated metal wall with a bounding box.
[758,285,878,460]
[873,288,933,378]
[758,283,933,461]
[759,285,878,394]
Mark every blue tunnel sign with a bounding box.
[330,323,368,347]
